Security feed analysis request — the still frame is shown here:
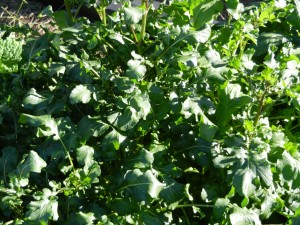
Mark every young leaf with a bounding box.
[69,85,92,104]
[25,188,58,223]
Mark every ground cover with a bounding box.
[1,0,300,224]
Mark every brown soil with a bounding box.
[0,0,55,34]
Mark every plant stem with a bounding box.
[64,0,74,21]
[102,6,107,26]
[253,87,268,129]
[138,0,149,54]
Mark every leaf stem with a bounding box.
[58,137,76,174]
[176,204,214,208]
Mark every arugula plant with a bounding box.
[1,0,300,224]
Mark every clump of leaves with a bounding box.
[0,36,23,73]
[1,0,300,224]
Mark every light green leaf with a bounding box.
[193,0,223,30]
[19,114,59,139]
[213,143,274,197]
[23,88,49,109]
[129,93,151,119]
[120,169,165,203]
[76,145,94,170]
[18,150,47,178]
[25,188,58,223]
[260,191,282,219]
[191,25,211,43]
[230,205,261,225]
[177,51,199,67]
[124,6,144,24]
[70,85,92,104]
[189,0,202,12]
[82,162,101,184]
[294,0,300,19]
[126,59,146,81]
[226,0,244,20]
[232,166,256,197]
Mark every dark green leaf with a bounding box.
[119,169,165,203]
[215,83,252,132]
[0,146,17,179]
[193,0,223,30]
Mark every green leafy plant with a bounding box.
[0,36,23,73]
[1,0,300,224]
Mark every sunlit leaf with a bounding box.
[120,169,165,203]
[70,85,92,104]
[18,150,47,178]
[25,188,58,223]
[229,205,261,225]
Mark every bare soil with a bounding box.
[0,0,55,34]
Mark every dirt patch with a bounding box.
[0,0,55,34]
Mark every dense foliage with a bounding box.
[1,0,300,224]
